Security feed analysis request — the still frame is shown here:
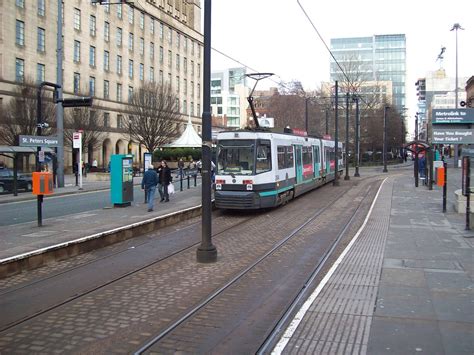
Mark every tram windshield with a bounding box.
[217,140,255,175]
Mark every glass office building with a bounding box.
[330,34,406,113]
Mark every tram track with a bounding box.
[135,176,382,353]
[0,175,383,353]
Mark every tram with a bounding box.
[214,128,344,209]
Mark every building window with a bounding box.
[168,50,172,68]
[176,76,180,93]
[190,101,194,115]
[197,64,200,78]
[73,72,80,94]
[128,60,133,79]
[37,27,45,52]
[183,58,187,73]
[160,46,164,63]
[90,15,96,37]
[117,55,122,74]
[197,83,200,98]
[117,114,124,128]
[184,79,187,95]
[104,22,110,42]
[128,32,134,51]
[15,58,24,82]
[16,20,25,46]
[89,76,95,96]
[104,80,110,99]
[176,54,180,71]
[159,70,163,85]
[150,18,154,34]
[150,42,154,59]
[150,67,154,82]
[104,51,110,71]
[191,40,194,55]
[116,27,122,46]
[74,8,81,31]
[104,3,110,13]
[139,12,144,30]
[104,112,110,127]
[184,37,188,52]
[197,104,200,116]
[16,0,25,8]
[128,5,134,24]
[37,0,45,16]
[159,22,163,40]
[117,3,122,19]
[37,63,45,83]
[139,37,144,56]
[116,83,122,101]
[167,73,171,83]
[89,46,96,67]
[168,27,172,44]
[128,87,133,103]
[191,81,194,97]
[176,33,180,49]
[74,40,81,63]
[191,60,194,76]
[139,63,144,81]
[183,99,187,114]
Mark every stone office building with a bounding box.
[0,0,203,170]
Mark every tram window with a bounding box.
[277,146,285,169]
[313,146,320,163]
[287,146,294,168]
[256,140,271,174]
[302,146,312,165]
[217,139,255,175]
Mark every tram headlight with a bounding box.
[216,183,222,190]
[246,184,253,191]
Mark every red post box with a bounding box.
[32,172,54,195]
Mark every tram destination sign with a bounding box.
[19,135,59,147]
[432,108,474,124]
[432,128,474,144]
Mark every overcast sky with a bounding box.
[209,0,473,131]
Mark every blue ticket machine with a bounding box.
[110,154,134,207]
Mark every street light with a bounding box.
[344,92,350,180]
[196,0,217,263]
[451,23,464,167]
[353,96,360,177]
[383,105,389,173]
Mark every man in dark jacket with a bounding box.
[157,160,172,202]
[141,164,158,211]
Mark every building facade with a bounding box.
[211,67,249,128]
[330,34,406,114]
[0,0,203,170]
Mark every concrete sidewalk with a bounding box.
[0,173,204,277]
[275,163,474,354]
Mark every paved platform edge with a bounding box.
[0,204,202,279]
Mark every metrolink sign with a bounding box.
[432,108,474,124]
[19,135,59,147]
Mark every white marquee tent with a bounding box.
[165,116,202,148]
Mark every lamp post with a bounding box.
[353,96,360,177]
[334,81,339,185]
[196,0,217,263]
[344,92,350,180]
[383,105,389,173]
[451,23,464,168]
[56,0,65,188]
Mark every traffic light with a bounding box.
[62,97,93,108]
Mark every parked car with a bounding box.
[0,168,33,193]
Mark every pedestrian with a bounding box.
[157,160,172,202]
[141,164,159,212]
[176,158,185,179]
[196,159,202,175]
[419,154,426,179]
[211,160,216,183]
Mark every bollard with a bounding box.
[180,175,183,191]
[443,161,447,213]
[194,174,197,187]
[187,175,190,189]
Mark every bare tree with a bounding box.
[64,107,105,153]
[125,82,180,153]
[0,78,55,146]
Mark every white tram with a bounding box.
[214,129,344,209]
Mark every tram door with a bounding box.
[313,145,321,178]
[294,145,303,183]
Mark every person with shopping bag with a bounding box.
[157,160,172,202]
